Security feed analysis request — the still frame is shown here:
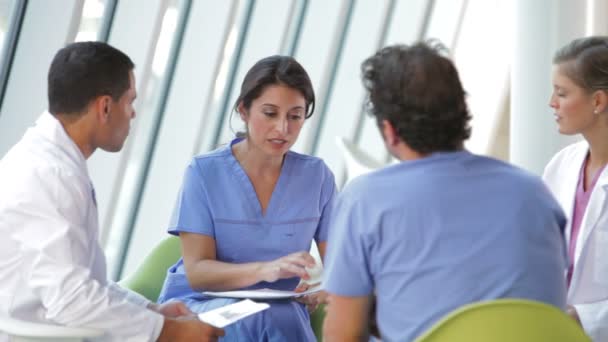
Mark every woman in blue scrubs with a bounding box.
[158,55,336,341]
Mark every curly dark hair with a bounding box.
[361,41,471,153]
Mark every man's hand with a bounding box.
[150,301,194,318]
[158,317,225,342]
[294,283,327,313]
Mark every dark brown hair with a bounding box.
[233,55,315,118]
[48,41,134,115]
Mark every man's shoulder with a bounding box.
[339,166,412,205]
[1,141,85,194]
[471,154,543,185]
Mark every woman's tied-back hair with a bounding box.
[361,41,471,154]
[553,36,608,92]
[233,55,315,118]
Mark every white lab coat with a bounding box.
[543,140,608,341]
[0,112,164,341]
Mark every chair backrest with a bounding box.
[335,136,383,183]
[119,236,181,301]
[415,299,591,342]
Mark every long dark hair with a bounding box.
[230,56,316,138]
[234,55,315,117]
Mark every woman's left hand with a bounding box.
[294,283,328,313]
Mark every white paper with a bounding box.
[202,286,322,300]
[198,299,270,328]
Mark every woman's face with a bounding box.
[240,84,307,157]
[549,64,597,135]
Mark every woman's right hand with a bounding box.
[259,251,316,283]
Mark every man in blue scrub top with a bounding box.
[322,42,568,341]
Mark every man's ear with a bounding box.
[94,96,111,122]
[381,119,399,146]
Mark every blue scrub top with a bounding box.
[159,138,336,302]
[323,150,568,342]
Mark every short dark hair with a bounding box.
[361,41,471,154]
[553,36,608,92]
[233,55,315,118]
[48,41,134,115]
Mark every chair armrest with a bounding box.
[0,314,103,340]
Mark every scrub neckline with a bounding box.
[225,138,293,220]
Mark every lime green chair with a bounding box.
[119,236,182,301]
[119,236,326,340]
[415,299,591,342]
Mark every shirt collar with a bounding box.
[34,111,88,173]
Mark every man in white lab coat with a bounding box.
[0,42,224,341]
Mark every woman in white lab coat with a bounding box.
[543,36,608,341]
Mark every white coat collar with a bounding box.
[576,148,608,264]
[557,142,588,245]
[33,111,89,176]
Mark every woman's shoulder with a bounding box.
[184,145,233,177]
[547,141,586,166]
[191,144,231,164]
[543,140,587,179]
[287,150,333,174]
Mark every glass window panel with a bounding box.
[121,0,235,278]
[0,0,82,156]
[291,0,349,154]
[0,0,17,59]
[356,0,430,164]
[215,0,293,146]
[454,0,511,156]
[88,0,165,244]
[103,0,187,279]
[74,0,107,42]
[425,0,466,46]
[313,0,390,186]
[383,0,428,45]
[195,0,252,153]
[0,0,18,110]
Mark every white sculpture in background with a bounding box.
[336,136,385,184]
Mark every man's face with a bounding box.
[100,71,137,152]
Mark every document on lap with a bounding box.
[202,285,322,300]
[198,299,270,328]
